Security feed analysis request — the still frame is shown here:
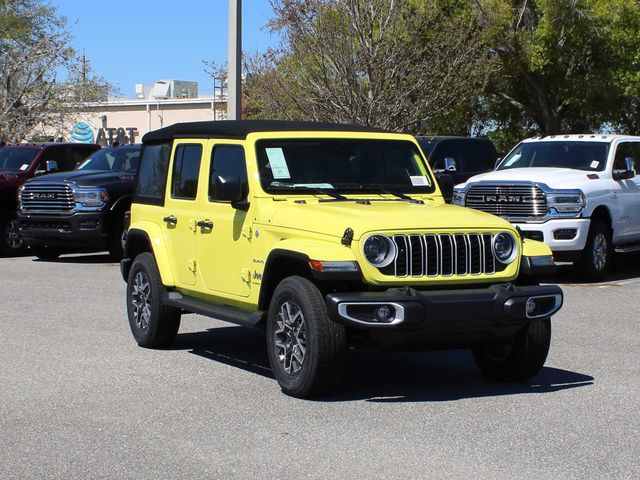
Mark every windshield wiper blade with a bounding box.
[335,183,424,204]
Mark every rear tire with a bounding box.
[126,252,181,348]
[266,276,346,397]
[473,318,551,381]
[578,219,611,281]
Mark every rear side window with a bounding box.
[171,144,203,200]
[209,145,247,201]
[461,141,498,172]
[135,142,172,205]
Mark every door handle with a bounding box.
[197,219,214,230]
[163,215,177,226]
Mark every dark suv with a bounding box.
[0,143,100,255]
[416,136,499,186]
[19,144,141,260]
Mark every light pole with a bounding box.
[227,0,242,120]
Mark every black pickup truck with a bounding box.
[18,144,141,260]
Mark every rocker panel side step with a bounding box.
[163,292,265,327]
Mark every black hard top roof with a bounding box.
[142,120,388,143]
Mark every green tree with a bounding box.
[487,0,640,136]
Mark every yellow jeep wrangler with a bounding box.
[121,120,563,397]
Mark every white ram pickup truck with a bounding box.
[454,135,640,280]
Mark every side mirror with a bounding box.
[613,157,636,181]
[494,157,502,170]
[444,157,457,172]
[435,173,454,203]
[45,160,59,173]
[215,175,248,209]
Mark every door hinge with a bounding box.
[240,268,251,283]
[188,259,197,273]
[242,226,252,239]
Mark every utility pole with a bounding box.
[227,0,242,120]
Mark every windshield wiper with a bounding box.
[333,183,424,204]
[270,182,348,201]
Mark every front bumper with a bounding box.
[19,211,114,248]
[516,218,590,252]
[326,283,562,348]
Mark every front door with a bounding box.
[197,143,252,298]
[164,141,204,286]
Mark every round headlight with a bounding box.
[363,234,396,267]
[492,232,518,264]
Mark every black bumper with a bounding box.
[19,211,114,249]
[326,283,563,348]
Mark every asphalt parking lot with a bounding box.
[1,253,639,479]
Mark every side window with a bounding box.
[39,147,66,172]
[135,142,172,205]
[171,144,203,200]
[209,145,248,201]
[432,142,460,171]
[461,142,498,172]
[70,147,96,169]
[613,143,637,171]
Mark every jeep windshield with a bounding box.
[77,147,140,171]
[0,148,39,172]
[256,139,435,195]
[498,141,609,172]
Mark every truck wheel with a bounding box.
[472,318,551,381]
[266,276,346,397]
[579,219,611,281]
[0,214,25,256]
[126,252,181,348]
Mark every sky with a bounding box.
[55,0,280,97]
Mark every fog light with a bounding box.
[375,305,394,322]
[526,298,537,317]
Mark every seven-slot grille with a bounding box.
[380,233,506,277]
[465,184,547,218]
[21,183,74,212]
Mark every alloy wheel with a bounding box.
[274,300,307,375]
[131,271,152,330]
[4,218,23,250]
[592,233,608,272]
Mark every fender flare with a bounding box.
[124,223,176,286]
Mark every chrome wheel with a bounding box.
[591,232,608,272]
[4,218,22,250]
[131,271,152,330]
[274,301,307,375]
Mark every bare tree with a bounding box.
[243,0,496,131]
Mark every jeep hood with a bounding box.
[26,169,136,188]
[459,167,598,190]
[266,200,512,239]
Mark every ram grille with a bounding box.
[21,184,74,212]
[465,184,547,219]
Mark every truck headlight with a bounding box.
[452,189,465,206]
[74,189,109,207]
[363,234,396,267]
[492,232,518,264]
[547,191,585,213]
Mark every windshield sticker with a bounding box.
[265,147,291,179]
[19,164,29,171]
[410,175,428,186]
[590,161,600,169]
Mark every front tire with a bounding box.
[0,213,25,256]
[266,276,346,397]
[473,318,551,381]
[578,219,611,281]
[126,252,181,348]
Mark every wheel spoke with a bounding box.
[273,300,307,375]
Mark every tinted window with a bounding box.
[209,145,247,201]
[613,142,639,172]
[0,148,39,172]
[432,143,460,170]
[77,147,140,171]
[40,147,68,171]
[171,144,202,200]
[461,141,497,172]
[135,142,172,204]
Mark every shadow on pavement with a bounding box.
[174,326,594,402]
[31,252,116,264]
[537,251,640,285]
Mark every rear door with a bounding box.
[611,141,640,241]
[163,141,205,286]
